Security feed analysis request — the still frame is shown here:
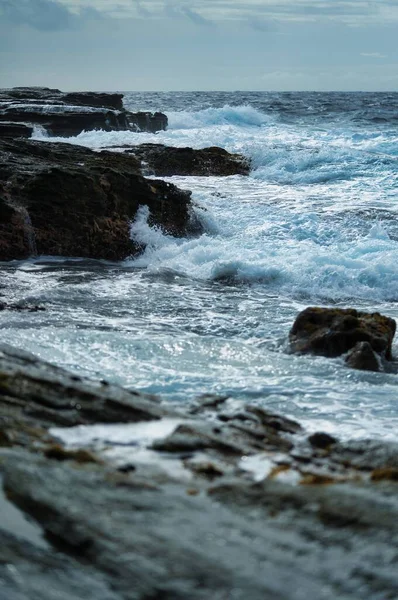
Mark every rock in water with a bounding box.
[345,341,381,371]
[0,87,167,137]
[289,307,396,370]
[0,139,202,261]
[123,143,250,176]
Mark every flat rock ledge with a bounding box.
[0,138,202,261]
[1,343,398,600]
[120,143,251,176]
[0,87,167,137]
[289,306,396,371]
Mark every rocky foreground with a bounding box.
[1,343,398,600]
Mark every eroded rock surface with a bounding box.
[0,138,202,260]
[1,344,398,599]
[289,306,396,371]
[0,344,175,449]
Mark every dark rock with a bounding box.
[308,432,338,449]
[189,394,229,414]
[0,87,167,136]
[289,307,396,366]
[246,406,302,434]
[0,121,34,138]
[63,92,124,111]
[0,343,178,448]
[345,341,381,371]
[125,112,168,133]
[123,143,250,176]
[3,87,123,111]
[371,467,398,481]
[0,301,45,311]
[0,104,129,137]
[0,138,202,261]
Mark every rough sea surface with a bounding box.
[2,91,398,441]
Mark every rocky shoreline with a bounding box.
[1,87,398,598]
[0,87,249,261]
[1,343,398,599]
[0,87,167,136]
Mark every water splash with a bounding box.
[19,207,38,257]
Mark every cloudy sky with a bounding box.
[1,0,397,91]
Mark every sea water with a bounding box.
[2,91,398,441]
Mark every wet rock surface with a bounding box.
[289,306,396,371]
[0,87,167,137]
[0,138,202,260]
[1,344,398,599]
[122,143,250,176]
[0,122,34,138]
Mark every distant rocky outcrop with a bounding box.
[1,343,398,600]
[0,87,167,137]
[289,306,396,371]
[122,143,251,176]
[0,138,202,261]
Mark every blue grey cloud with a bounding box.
[181,7,213,26]
[0,0,102,31]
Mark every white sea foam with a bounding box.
[126,174,398,303]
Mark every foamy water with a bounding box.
[3,91,397,442]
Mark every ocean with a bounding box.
[1,91,398,442]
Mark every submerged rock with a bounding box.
[0,138,202,260]
[289,306,396,370]
[0,87,167,136]
[123,143,250,176]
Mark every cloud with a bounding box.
[361,52,388,58]
[162,2,213,26]
[0,0,102,31]
[181,6,213,26]
[133,0,152,18]
[27,0,398,27]
[152,0,398,25]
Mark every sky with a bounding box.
[0,0,397,91]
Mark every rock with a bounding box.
[2,445,398,600]
[0,121,34,138]
[246,406,302,434]
[63,92,124,111]
[0,104,129,137]
[289,307,396,368]
[0,138,202,261]
[125,112,168,133]
[308,432,338,449]
[123,143,250,176]
[0,343,178,448]
[0,301,45,312]
[345,340,381,371]
[1,344,398,599]
[0,87,167,136]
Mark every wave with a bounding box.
[128,205,398,303]
[167,104,272,130]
